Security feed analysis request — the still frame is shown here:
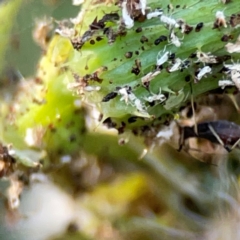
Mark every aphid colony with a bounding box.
[102,85,166,115]
[64,0,240,146]
[88,6,238,115]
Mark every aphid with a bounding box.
[230,13,240,28]
[140,35,148,43]
[195,22,204,32]
[144,89,166,103]
[218,79,235,89]
[196,66,212,81]
[89,39,95,45]
[225,35,240,53]
[128,116,138,123]
[178,20,193,34]
[102,92,117,102]
[71,30,94,50]
[104,27,117,45]
[189,53,197,58]
[168,58,183,72]
[156,50,169,66]
[116,86,148,114]
[168,52,176,61]
[224,62,240,90]
[117,86,132,103]
[84,86,101,92]
[131,59,141,75]
[196,51,217,64]
[185,75,191,82]
[141,70,161,87]
[103,117,117,128]
[138,0,147,15]
[98,13,120,26]
[33,17,53,50]
[178,120,240,152]
[146,8,163,19]
[221,34,233,42]
[154,35,167,45]
[135,27,142,33]
[213,11,227,28]
[169,30,182,47]
[133,98,147,113]
[0,144,15,178]
[122,1,134,29]
[160,15,179,28]
[125,51,133,58]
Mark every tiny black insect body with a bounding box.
[178,120,240,152]
[102,91,118,102]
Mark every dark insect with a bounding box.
[0,144,15,178]
[140,35,148,44]
[135,27,142,33]
[102,91,118,102]
[154,35,167,45]
[183,24,193,34]
[125,51,133,58]
[89,13,120,30]
[195,22,204,32]
[131,59,141,75]
[230,13,240,28]
[178,120,240,152]
[221,34,233,42]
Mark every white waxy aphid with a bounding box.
[141,70,161,85]
[84,86,101,92]
[156,50,169,66]
[231,69,240,90]
[118,86,147,113]
[169,31,181,47]
[197,66,212,80]
[55,28,75,38]
[134,98,146,112]
[215,10,227,28]
[225,35,240,53]
[145,89,166,102]
[118,87,131,103]
[224,62,240,90]
[224,62,240,71]
[168,58,182,72]
[147,9,163,19]
[196,51,217,64]
[122,1,134,29]
[218,80,235,89]
[160,15,179,28]
[72,0,84,6]
[139,0,147,15]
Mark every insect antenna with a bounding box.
[190,83,198,135]
[228,93,240,113]
[176,121,184,152]
[230,137,240,150]
[207,123,226,148]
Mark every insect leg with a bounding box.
[208,123,231,152]
[190,83,197,135]
[230,137,240,150]
[177,124,184,152]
